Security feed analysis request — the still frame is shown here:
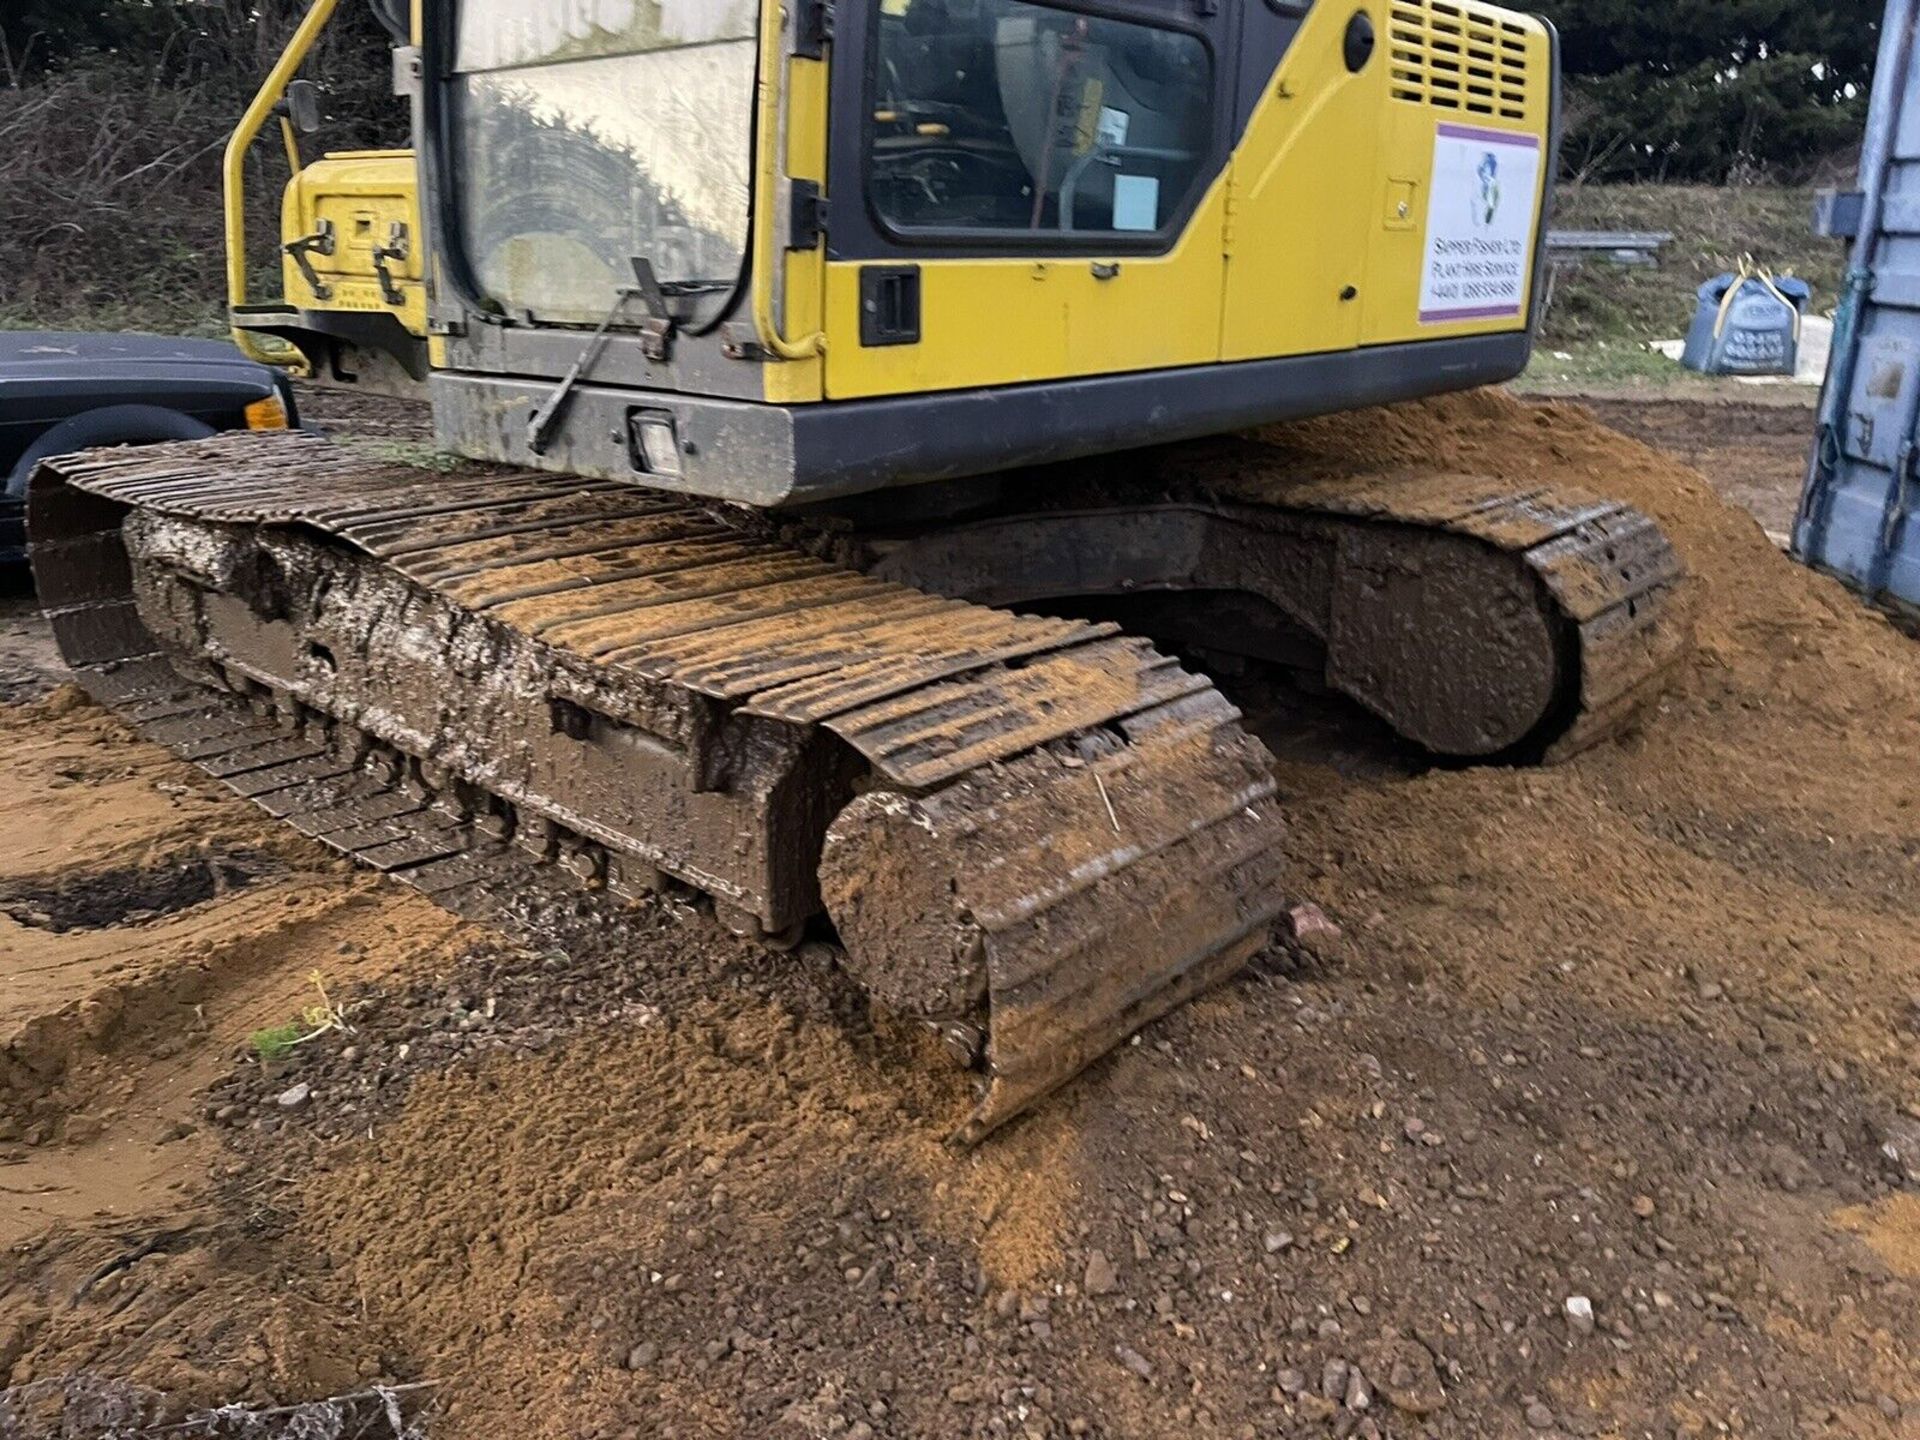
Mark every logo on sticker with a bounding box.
[1474,152,1501,228]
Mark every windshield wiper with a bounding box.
[526,258,674,456]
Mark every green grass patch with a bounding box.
[1543,183,1845,349]
[249,1021,307,1064]
[1523,340,1684,390]
[0,301,227,340]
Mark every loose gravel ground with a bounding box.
[1,388,1916,1440]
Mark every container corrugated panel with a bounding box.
[1794,0,1920,626]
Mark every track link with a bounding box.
[1237,460,1693,760]
[29,431,1287,1141]
[837,436,1693,760]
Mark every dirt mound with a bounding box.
[4,389,1920,1439]
[288,998,1075,1440]
[1257,390,1902,665]
[0,688,481,1250]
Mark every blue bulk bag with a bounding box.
[1680,259,1812,376]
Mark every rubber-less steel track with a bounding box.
[28,430,1690,1141]
[838,436,1693,761]
[1222,457,1693,760]
[30,431,1287,1143]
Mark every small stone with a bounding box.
[1114,1345,1154,1382]
[1287,902,1342,942]
[1525,1400,1556,1430]
[1631,1195,1656,1219]
[1696,979,1723,1001]
[1321,1358,1350,1401]
[1878,1396,1902,1422]
[1565,1295,1595,1336]
[1263,1229,1296,1254]
[1083,1249,1118,1297]
[276,1083,312,1112]
[1344,1368,1372,1412]
[625,1343,658,1371]
[1275,1368,1308,1397]
[339,1046,359,1064]
[1380,1357,1446,1417]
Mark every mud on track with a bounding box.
[2,388,1919,1440]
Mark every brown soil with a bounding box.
[0,574,64,707]
[1575,396,1818,543]
[0,688,477,1248]
[3,388,1920,1439]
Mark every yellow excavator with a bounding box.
[29,0,1688,1140]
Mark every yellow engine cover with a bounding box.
[280,149,428,340]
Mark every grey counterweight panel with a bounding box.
[433,331,1533,506]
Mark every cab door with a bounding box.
[819,0,1235,400]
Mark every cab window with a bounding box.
[868,0,1212,237]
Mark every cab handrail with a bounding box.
[224,0,342,367]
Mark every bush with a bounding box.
[0,2,401,333]
[1538,0,1878,184]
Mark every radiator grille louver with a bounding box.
[1389,0,1532,120]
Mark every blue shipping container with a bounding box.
[1795,0,1920,626]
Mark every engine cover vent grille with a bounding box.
[1389,0,1531,120]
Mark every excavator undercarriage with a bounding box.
[30,429,1688,1139]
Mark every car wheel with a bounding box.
[5,404,218,501]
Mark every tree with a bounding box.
[1532,0,1881,181]
[1,2,392,101]
[0,1,402,333]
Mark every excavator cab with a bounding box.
[233,0,1560,503]
[425,0,1555,503]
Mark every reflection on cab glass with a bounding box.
[870,0,1211,236]
[450,0,757,327]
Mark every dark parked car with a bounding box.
[1,332,297,561]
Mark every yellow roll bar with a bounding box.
[224,0,341,367]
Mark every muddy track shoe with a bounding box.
[28,431,1287,1142]
[833,436,1693,761]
